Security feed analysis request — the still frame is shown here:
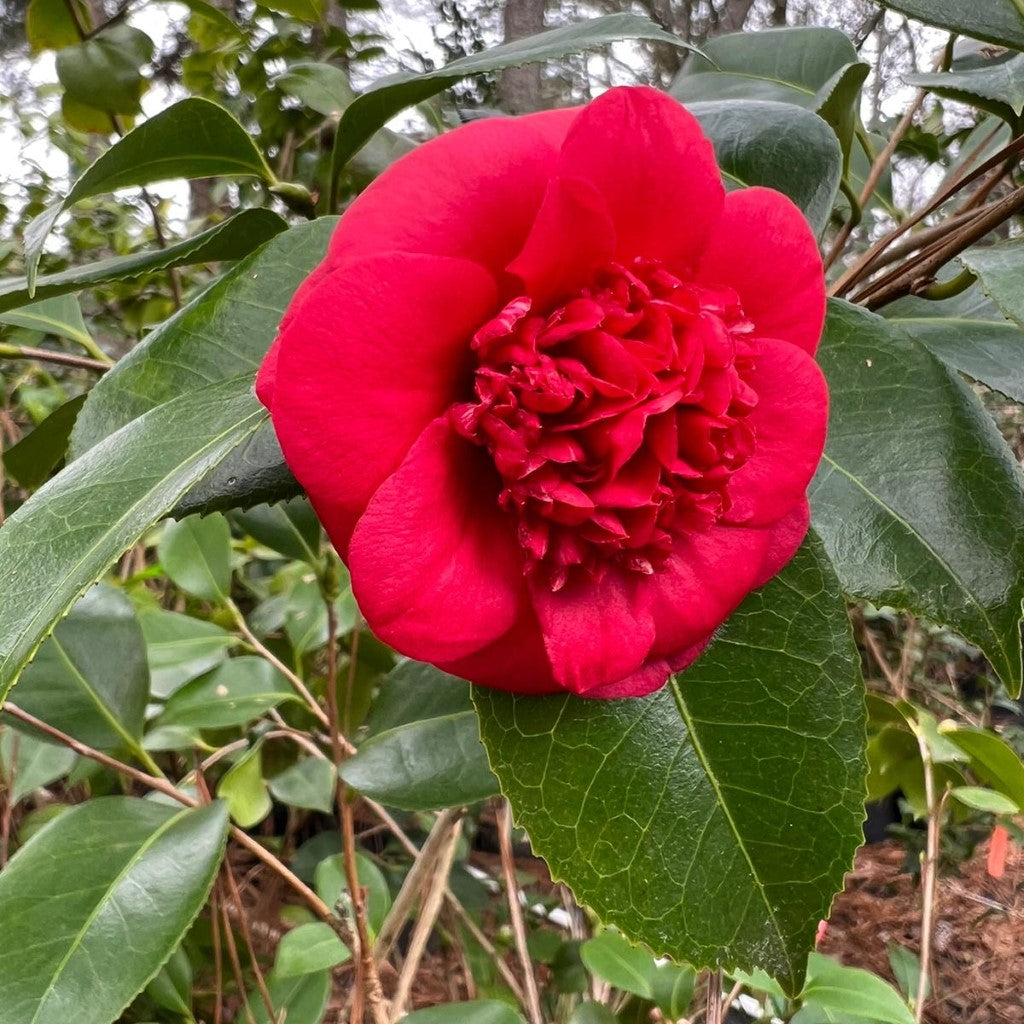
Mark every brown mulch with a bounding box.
[819,837,1024,1024]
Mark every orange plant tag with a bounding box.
[987,824,1010,879]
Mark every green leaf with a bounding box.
[691,100,842,237]
[809,301,1024,696]
[1,394,86,489]
[0,375,267,705]
[959,236,1024,329]
[800,952,914,1024]
[330,14,700,197]
[567,1004,617,1024]
[340,704,499,810]
[145,945,193,1018]
[25,0,86,52]
[0,295,93,348]
[11,584,150,758]
[70,218,337,515]
[939,725,1024,807]
[906,52,1024,122]
[268,756,336,814]
[580,930,655,999]
[275,61,354,115]
[887,944,925,1003]
[0,727,76,804]
[879,0,1024,51]
[157,513,232,603]
[402,1002,525,1024]
[219,742,271,826]
[257,0,324,23]
[25,98,275,290]
[159,656,298,730]
[56,24,154,116]
[363,660,474,738]
[233,498,321,564]
[138,608,237,700]
[650,962,697,1019]
[314,851,391,935]
[950,785,1019,814]
[0,797,228,1024]
[0,209,287,314]
[275,922,349,977]
[474,536,866,991]
[246,969,330,1024]
[158,0,246,38]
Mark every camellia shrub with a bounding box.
[0,3,1023,1024]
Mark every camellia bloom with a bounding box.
[257,86,828,699]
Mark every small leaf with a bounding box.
[25,98,274,289]
[330,14,700,197]
[568,1005,617,1024]
[275,61,354,115]
[246,969,330,1024]
[940,725,1024,807]
[274,922,349,978]
[144,945,193,1017]
[402,1002,525,1024]
[800,952,915,1024]
[268,756,336,814]
[879,0,1024,51]
[0,727,76,804]
[158,513,232,603]
[580,930,655,999]
[2,394,86,489]
[56,24,154,116]
[907,52,1024,122]
[233,498,321,564]
[138,608,237,699]
[25,0,86,52]
[887,944,926,1003]
[0,798,228,1024]
[219,743,271,827]
[810,301,1024,697]
[650,962,697,1019]
[959,236,1024,329]
[314,851,391,935]
[0,295,94,348]
[159,656,298,730]
[950,785,1019,814]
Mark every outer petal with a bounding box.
[329,109,579,280]
[584,636,711,699]
[348,418,525,663]
[553,86,724,272]
[725,337,829,526]
[529,570,656,695]
[753,499,810,589]
[697,187,826,354]
[268,253,498,554]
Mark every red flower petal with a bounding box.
[348,418,525,663]
[754,500,811,588]
[724,337,829,526]
[583,636,711,699]
[268,253,498,554]
[697,187,825,354]
[328,109,579,280]
[529,569,656,695]
[553,86,724,271]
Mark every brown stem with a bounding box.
[0,729,17,867]
[704,968,724,1024]
[222,859,276,1020]
[211,888,225,1024]
[0,344,109,373]
[498,799,544,1024]
[219,886,259,1024]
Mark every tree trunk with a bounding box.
[498,0,546,114]
[715,0,756,34]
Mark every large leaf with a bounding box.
[329,14,699,199]
[0,209,286,314]
[906,52,1024,123]
[70,218,338,514]
[0,375,267,705]
[0,797,228,1024]
[880,0,1024,51]
[691,100,841,237]
[474,536,866,991]
[25,98,275,290]
[940,725,1024,807]
[10,584,150,758]
[0,295,94,348]
[809,301,1024,696]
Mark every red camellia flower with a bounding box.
[257,86,828,699]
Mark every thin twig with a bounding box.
[219,886,260,1024]
[720,978,743,1021]
[0,343,110,373]
[223,861,277,1022]
[0,729,18,867]
[498,800,544,1024]
[211,887,225,1024]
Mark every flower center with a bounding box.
[451,259,759,592]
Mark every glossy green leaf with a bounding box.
[0,209,287,314]
[363,660,474,738]
[157,513,232,603]
[800,953,915,1024]
[341,705,499,811]
[314,851,391,935]
[246,968,330,1024]
[219,742,271,826]
[0,375,266,705]
[268,756,336,814]
[1,394,86,490]
[0,295,93,348]
[274,922,349,978]
[233,498,321,564]
[159,656,298,730]
[809,301,1024,696]
[580,930,655,998]
[959,236,1024,329]
[907,52,1024,122]
[939,725,1024,807]
[879,0,1024,51]
[567,1004,617,1024]
[0,728,76,804]
[402,1002,525,1024]
[691,100,841,237]
[330,14,699,196]
[138,608,237,700]
[0,797,228,1024]
[275,61,354,115]
[71,218,337,514]
[12,584,149,757]
[475,536,866,991]
[951,785,1019,814]
[650,962,697,1019]
[25,98,275,290]
[56,24,154,116]
[144,945,193,1018]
